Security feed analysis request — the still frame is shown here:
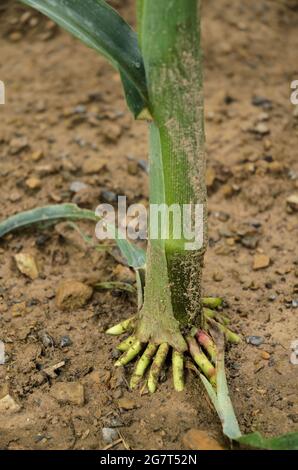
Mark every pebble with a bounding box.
[212,271,223,282]
[0,394,21,413]
[101,190,117,203]
[253,123,270,135]
[286,194,298,212]
[11,301,27,318]
[253,253,270,270]
[39,331,55,348]
[72,187,101,207]
[260,351,270,360]
[251,95,273,110]
[127,160,139,175]
[103,122,122,142]
[102,427,118,444]
[182,429,224,450]
[69,181,89,193]
[14,252,39,280]
[246,335,264,346]
[118,398,136,410]
[9,32,22,42]
[9,136,28,154]
[56,280,93,311]
[82,157,106,175]
[50,382,85,406]
[31,150,44,161]
[138,159,149,173]
[25,177,42,190]
[60,335,72,348]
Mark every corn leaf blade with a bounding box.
[0,204,146,269]
[20,0,148,117]
[238,431,298,450]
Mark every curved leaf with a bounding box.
[0,204,97,237]
[20,0,148,117]
[0,203,146,269]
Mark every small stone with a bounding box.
[11,301,27,318]
[286,194,298,212]
[0,395,21,413]
[182,429,224,451]
[50,382,84,406]
[82,157,106,175]
[56,280,93,311]
[253,254,270,270]
[9,32,22,42]
[31,150,44,161]
[254,123,270,135]
[118,398,136,410]
[9,136,28,154]
[25,177,42,190]
[103,122,122,142]
[72,187,100,207]
[9,191,22,202]
[138,159,149,173]
[69,181,89,193]
[246,335,264,346]
[127,160,139,175]
[60,335,72,348]
[212,271,223,282]
[260,351,270,360]
[113,265,135,284]
[39,331,55,348]
[292,299,298,308]
[14,252,39,280]
[102,427,118,444]
[206,167,216,188]
[101,190,117,203]
[35,164,56,176]
[251,95,273,110]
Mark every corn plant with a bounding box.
[1,0,298,449]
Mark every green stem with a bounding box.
[137,0,206,348]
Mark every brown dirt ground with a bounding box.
[0,0,298,450]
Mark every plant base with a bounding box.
[106,298,241,393]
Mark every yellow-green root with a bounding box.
[106,317,136,336]
[202,297,223,309]
[187,337,216,387]
[203,308,229,326]
[117,335,137,352]
[147,343,169,394]
[172,350,184,392]
[130,343,158,389]
[114,340,143,366]
[196,330,217,364]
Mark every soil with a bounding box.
[0,0,298,450]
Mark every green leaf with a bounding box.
[115,238,146,269]
[238,432,298,450]
[200,330,241,441]
[0,203,146,269]
[20,0,148,118]
[0,204,98,237]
